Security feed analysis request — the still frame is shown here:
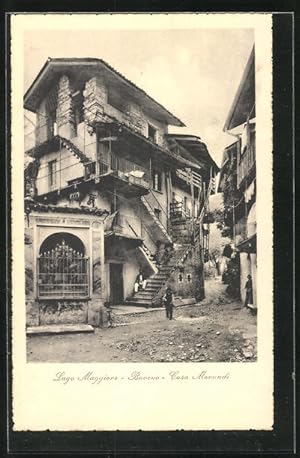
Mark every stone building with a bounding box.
[220,47,257,308]
[24,57,218,327]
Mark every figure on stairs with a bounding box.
[134,269,147,293]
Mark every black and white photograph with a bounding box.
[23,25,257,364]
[11,13,274,433]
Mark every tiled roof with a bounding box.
[24,58,185,127]
[28,202,109,217]
[25,135,90,163]
[167,134,219,173]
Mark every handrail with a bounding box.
[176,169,202,188]
[122,214,157,254]
[148,188,169,220]
[144,189,170,234]
[140,221,157,248]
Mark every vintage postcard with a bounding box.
[11,13,273,431]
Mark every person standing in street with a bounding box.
[244,274,253,308]
[163,286,174,320]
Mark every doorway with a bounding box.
[109,263,124,304]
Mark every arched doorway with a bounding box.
[38,232,89,299]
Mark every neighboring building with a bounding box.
[217,141,238,198]
[220,47,256,308]
[24,57,217,327]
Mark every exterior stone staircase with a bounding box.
[125,245,191,307]
[171,217,194,244]
[141,196,172,244]
[138,243,158,274]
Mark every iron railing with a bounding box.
[38,240,89,299]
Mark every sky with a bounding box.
[24,28,254,167]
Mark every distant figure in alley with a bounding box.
[244,274,253,308]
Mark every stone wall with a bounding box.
[168,246,205,302]
[83,77,108,124]
[39,301,88,325]
[25,221,39,325]
[56,75,76,139]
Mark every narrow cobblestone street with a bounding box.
[27,278,257,363]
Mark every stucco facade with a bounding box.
[24,58,217,326]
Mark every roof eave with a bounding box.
[24,58,185,127]
[169,135,219,173]
[223,46,255,132]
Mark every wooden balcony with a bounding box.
[176,169,202,189]
[237,141,255,188]
[84,152,150,197]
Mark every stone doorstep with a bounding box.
[26,324,95,336]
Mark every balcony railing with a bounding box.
[85,152,150,189]
[237,141,256,188]
[176,169,202,189]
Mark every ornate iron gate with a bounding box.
[38,238,89,299]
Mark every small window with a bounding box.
[48,160,57,188]
[49,111,57,137]
[187,273,192,283]
[53,121,58,136]
[84,162,96,180]
[152,170,162,191]
[148,124,157,143]
[178,273,183,283]
[154,208,161,221]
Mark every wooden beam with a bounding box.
[98,136,118,142]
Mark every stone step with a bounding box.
[125,298,152,305]
[145,286,161,292]
[133,290,155,297]
[147,277,166,282]
[158,266,174,272]
[146,283,165,290]
[154,273,169,279]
